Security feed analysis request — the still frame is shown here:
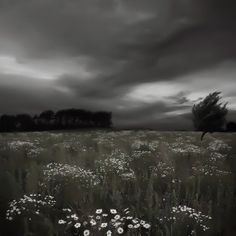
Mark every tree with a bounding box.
[15,114,34,131]
[0,108,112,132]
[0,115,16,132]
[192,91,228,140]
[39,110,54,121]
[39,110,55,130]
[92,111,112,128]
[226,121,236,132]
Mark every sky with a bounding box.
[0,0,236,130]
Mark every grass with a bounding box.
[0,130,236,236]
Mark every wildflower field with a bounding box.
[0,131,236,236]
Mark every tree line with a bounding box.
[0,109,112,132]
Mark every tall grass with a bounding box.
[0,131,235,235]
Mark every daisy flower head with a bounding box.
[58,219,66,224]
[140,220,145,225]
[114,214,120,220]
[106,230,112,236]
[117,227,124,234]
[83,229,90,236]
[90,219,96,226]
[74,222,81,228]
[134,223,140,228]
[96,209,103,214]
[143,223,151,229]
[110,209,117,214]
[101,222,108,228]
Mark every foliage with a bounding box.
[226,121,236,132]
[0,131,236,235]
[0,108,112,132]
[192,92,228,139]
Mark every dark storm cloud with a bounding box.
[55,75,129,100]
[55,0,236,95]
[0,0,236,129]
[0,73,117,115]
[1,0,235,63]
[0,0,157,60]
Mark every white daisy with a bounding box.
[140,220,145,225]
[143,223,151,229]
[58,219,66,224]
[114,214,120,220]
[90,219,97,226]
[74,222,81,228]
[96,209,103,214]
[83,229,90,236]
[134,223,140,228]
[132,219,138,224]
[106,230,112,236]
[117,227,124,234]
[110,209,117,214]
[101,222,108,228]
[71,214,79,220]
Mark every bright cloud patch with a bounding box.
[0,55,93,80]
[125,82,183,103]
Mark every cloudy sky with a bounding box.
[0,0,236,130]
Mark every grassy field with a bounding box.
[0,130,236,236]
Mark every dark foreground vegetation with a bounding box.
[0,109,112,132]
[0,131,236,236]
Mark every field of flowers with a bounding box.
[0,130,236,236]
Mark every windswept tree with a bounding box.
[226,121,236,132]
[192,91,228,140]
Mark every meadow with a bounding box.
[0,130,235,236]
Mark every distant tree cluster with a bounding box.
[192,91,236,140]
[0,109,112,132]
